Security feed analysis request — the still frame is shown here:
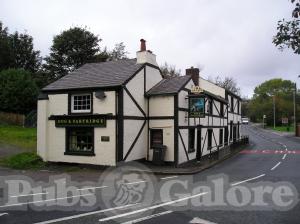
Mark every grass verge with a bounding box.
[270,125,294,133]
[0,152,45,169]
[0,124,36,150]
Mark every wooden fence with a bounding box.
[0,111,25,126]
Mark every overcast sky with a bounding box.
[1,0,300,97]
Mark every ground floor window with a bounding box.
[65,128,94,155]
[188,128,195,153]
[208,129,213,149]
[150,129,163,148]
[219,128,223,145]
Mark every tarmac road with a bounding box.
[0,124,300,224]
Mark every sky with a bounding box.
[1,0,300,97]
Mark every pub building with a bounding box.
[37,39,242,167]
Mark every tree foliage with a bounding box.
[9,32,41,72]
[160,62,181,78]
[0,69,38,114]
[273,0,300,54]
[0,21,41,72]
[248,78,297,125]
[44,26,101,80]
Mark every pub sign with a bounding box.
[189,97,205,118]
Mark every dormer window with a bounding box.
[71,93,92,113]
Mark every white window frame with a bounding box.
[71,93,92,113]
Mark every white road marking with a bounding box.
[190,217,217,224]
[78,186,108,191]
[34,204,139,224]
[231,174,265,186]
[120,210,173,224]
[0,213,8,217]
[99,191,209,222]
[0,193,94,208]
[160,176,178,180]
[271,162,281,171]
[124,180,147,185]
[282,154,287,160]
[10,192,48,198]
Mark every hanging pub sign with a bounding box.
[189,97,205,118]
[50,115,107,127]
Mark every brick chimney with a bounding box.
[186,67,199,86]
[140,39,146,51]
[136,39,158,65]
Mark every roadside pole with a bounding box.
[294,82,297,136]
[273,95,276,129]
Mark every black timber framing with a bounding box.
[174,94,179,167]
[178,130,190,161]
[124,86,146,117]
[123,120,146,161]
[117,88,124,162]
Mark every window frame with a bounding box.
[207,99,213,115]
[219,128,223,146]
[70,93,93,114]
[150,129,163,148]
[188,128,196,153]
[220,103,224,117]
[65,127,95,156]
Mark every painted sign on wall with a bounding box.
[189,97,205,118]
[52,115,107,127]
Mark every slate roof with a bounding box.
[146,75,192,96]
[43,59,144,91]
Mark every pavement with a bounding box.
[0,124,300,224]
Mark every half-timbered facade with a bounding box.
[37,39,242,167]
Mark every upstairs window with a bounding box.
[220,103,224,117]
[231,96,234,112]
[208,99,213,115]
[71,94,92,113]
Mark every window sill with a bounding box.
[64,152,95,156]
[188,149,195,153]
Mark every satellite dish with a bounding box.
[95,91,106,99]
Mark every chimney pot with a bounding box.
[140,39,146,51]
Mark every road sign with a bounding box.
[282,117,289,124]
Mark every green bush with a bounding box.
[1,152,45,169]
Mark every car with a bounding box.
[241,117,249,124]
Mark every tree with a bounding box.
[213,76,241,96]
[160,62,181,78]
[9,31,41,73]
[0,69,38,114]
[0,21,13,71]
[248,78,297,125]
[273,0,300,54]
[0,21,41,73]
[44,27,101,80]
[109,42,128,60]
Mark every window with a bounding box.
[188,128,195,153]
[208,129,213,149]
[150,129,163,148]
[208,99,213,115]
[219,129,223,145]
[66,128,94,155]
[220,103,224,117]
[237,100,240,114]
[71,94,92,113]
[231,96,234,112]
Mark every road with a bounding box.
[0,124,300,224]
